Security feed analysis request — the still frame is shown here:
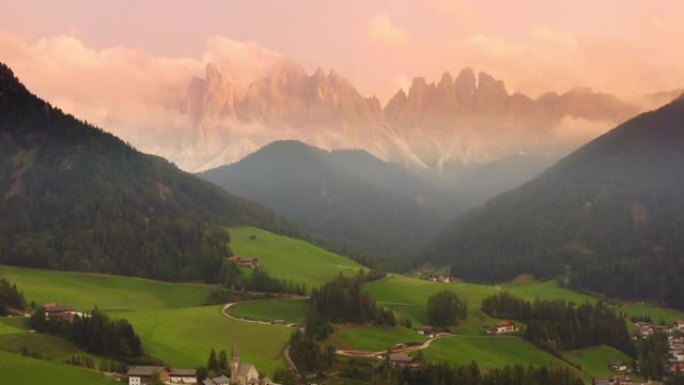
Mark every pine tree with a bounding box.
[207,348,218,372]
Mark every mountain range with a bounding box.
[0,62,299,281]
[167,62,640,172]
[428,94,684,309]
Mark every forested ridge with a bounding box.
[0,63,301,281]
[429,95,684,309]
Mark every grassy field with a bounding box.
[422,336,564,369]
[564,345,637,380]
[229,226,365,290]
[0,265,210,311]
[326,325,425,351]
[120,305,292,376]
[228,299,308,324]
[0,318,23,335]
[0,350,116,384]
[618,303,684,324]
[364,274,596,329]
[0,331,107,364]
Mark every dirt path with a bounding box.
[221,302,302,329]
[335,332,457,357]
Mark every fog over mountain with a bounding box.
[162,62,641,172]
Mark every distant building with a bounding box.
[416,326,438,338]
[43,303,77,322]
[226,256,260,268]
[486,321,516,335]
[127,366,169,385]
[169,369,198,384]
[610,361,628,372]
[389,353,420,368]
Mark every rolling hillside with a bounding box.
[428,95,684,309]
[229,226,365,289]
[0,62,299,281]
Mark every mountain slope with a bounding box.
[200,140,454,259]
[428,95,684,309]
[0,62,298,281]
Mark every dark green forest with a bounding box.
[430,96,684,309]
[426,290,467,327]
[29,307,143,362]
[0,276,25,315]
[481,292,634,355]
[0,63,300,282]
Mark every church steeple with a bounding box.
[230,343,239,384]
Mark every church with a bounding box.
[202,344,277,385]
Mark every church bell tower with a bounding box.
[230,343,239,384]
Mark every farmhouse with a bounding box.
[416,326,438,338]
[486,321,516,334]
[429,275,453,283]
[610,361,628,372]
[389,352,420,368]
[226,256,260,268]
[169,369,199,384]
[127,366,198,385]
[127,366,169,385]
[43,303,77,322]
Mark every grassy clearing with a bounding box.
[0,318,23,335]
[228,299,308,324]
[229,226,365,290]
[120,305,292,376]
[364,275,596,330]
[326,325,425,351]
[422,336,563,369]
[0,350,116,384]
[0,332,106,364]
[618,303,684,324]
[564,345,638,380]
[0,265,209,311]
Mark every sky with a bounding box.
[1,0,683,169]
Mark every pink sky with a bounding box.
[2,0,683,102]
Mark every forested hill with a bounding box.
[0,63,300,281]
[428,94,684,309]
[200,140,454,259]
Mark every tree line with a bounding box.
[306,272,395,339]
[427,290,467,328]
[0,277,25,315]
[481,292,634,355]
[218,264,306,295]
[29,307,143,362]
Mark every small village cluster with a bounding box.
[635,319,684,373]
[591,319,684,385]
[126,345,279,385]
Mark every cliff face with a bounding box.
[177,63,640,171]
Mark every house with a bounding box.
[43,303,77,322]
[610,361,628,372]
[389,353,420,368]
[671,362,684,373]
[169,369,198,384]
[203,375,230,385]
[127,366,169,385]
[416,326,438,338]
[226,257,260,268]
[430,275,453,283]
[676,320,684,332]
[492,321,516,334]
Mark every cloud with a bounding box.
[0,32,285,153]
[366,13,412,48]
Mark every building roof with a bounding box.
[212,375,230,384]
[202,380,216,385]
[238,362,256,376]
[127,366,167,376]
[389,353,414,363]
[497,321,514,327]
[44,304,76,313]
[170,368,197,376]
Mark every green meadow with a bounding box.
[564,345,638,380]
[326,325,425,351]
[228,299,308,324]
[618,303,684,324]
[0,318,22,335]
[119,305,292,376]
[0,265,209,311]
[421,336,564,369]
[0,350,116,384]
[229,226,365,289]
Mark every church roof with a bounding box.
[238,362,256,376]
